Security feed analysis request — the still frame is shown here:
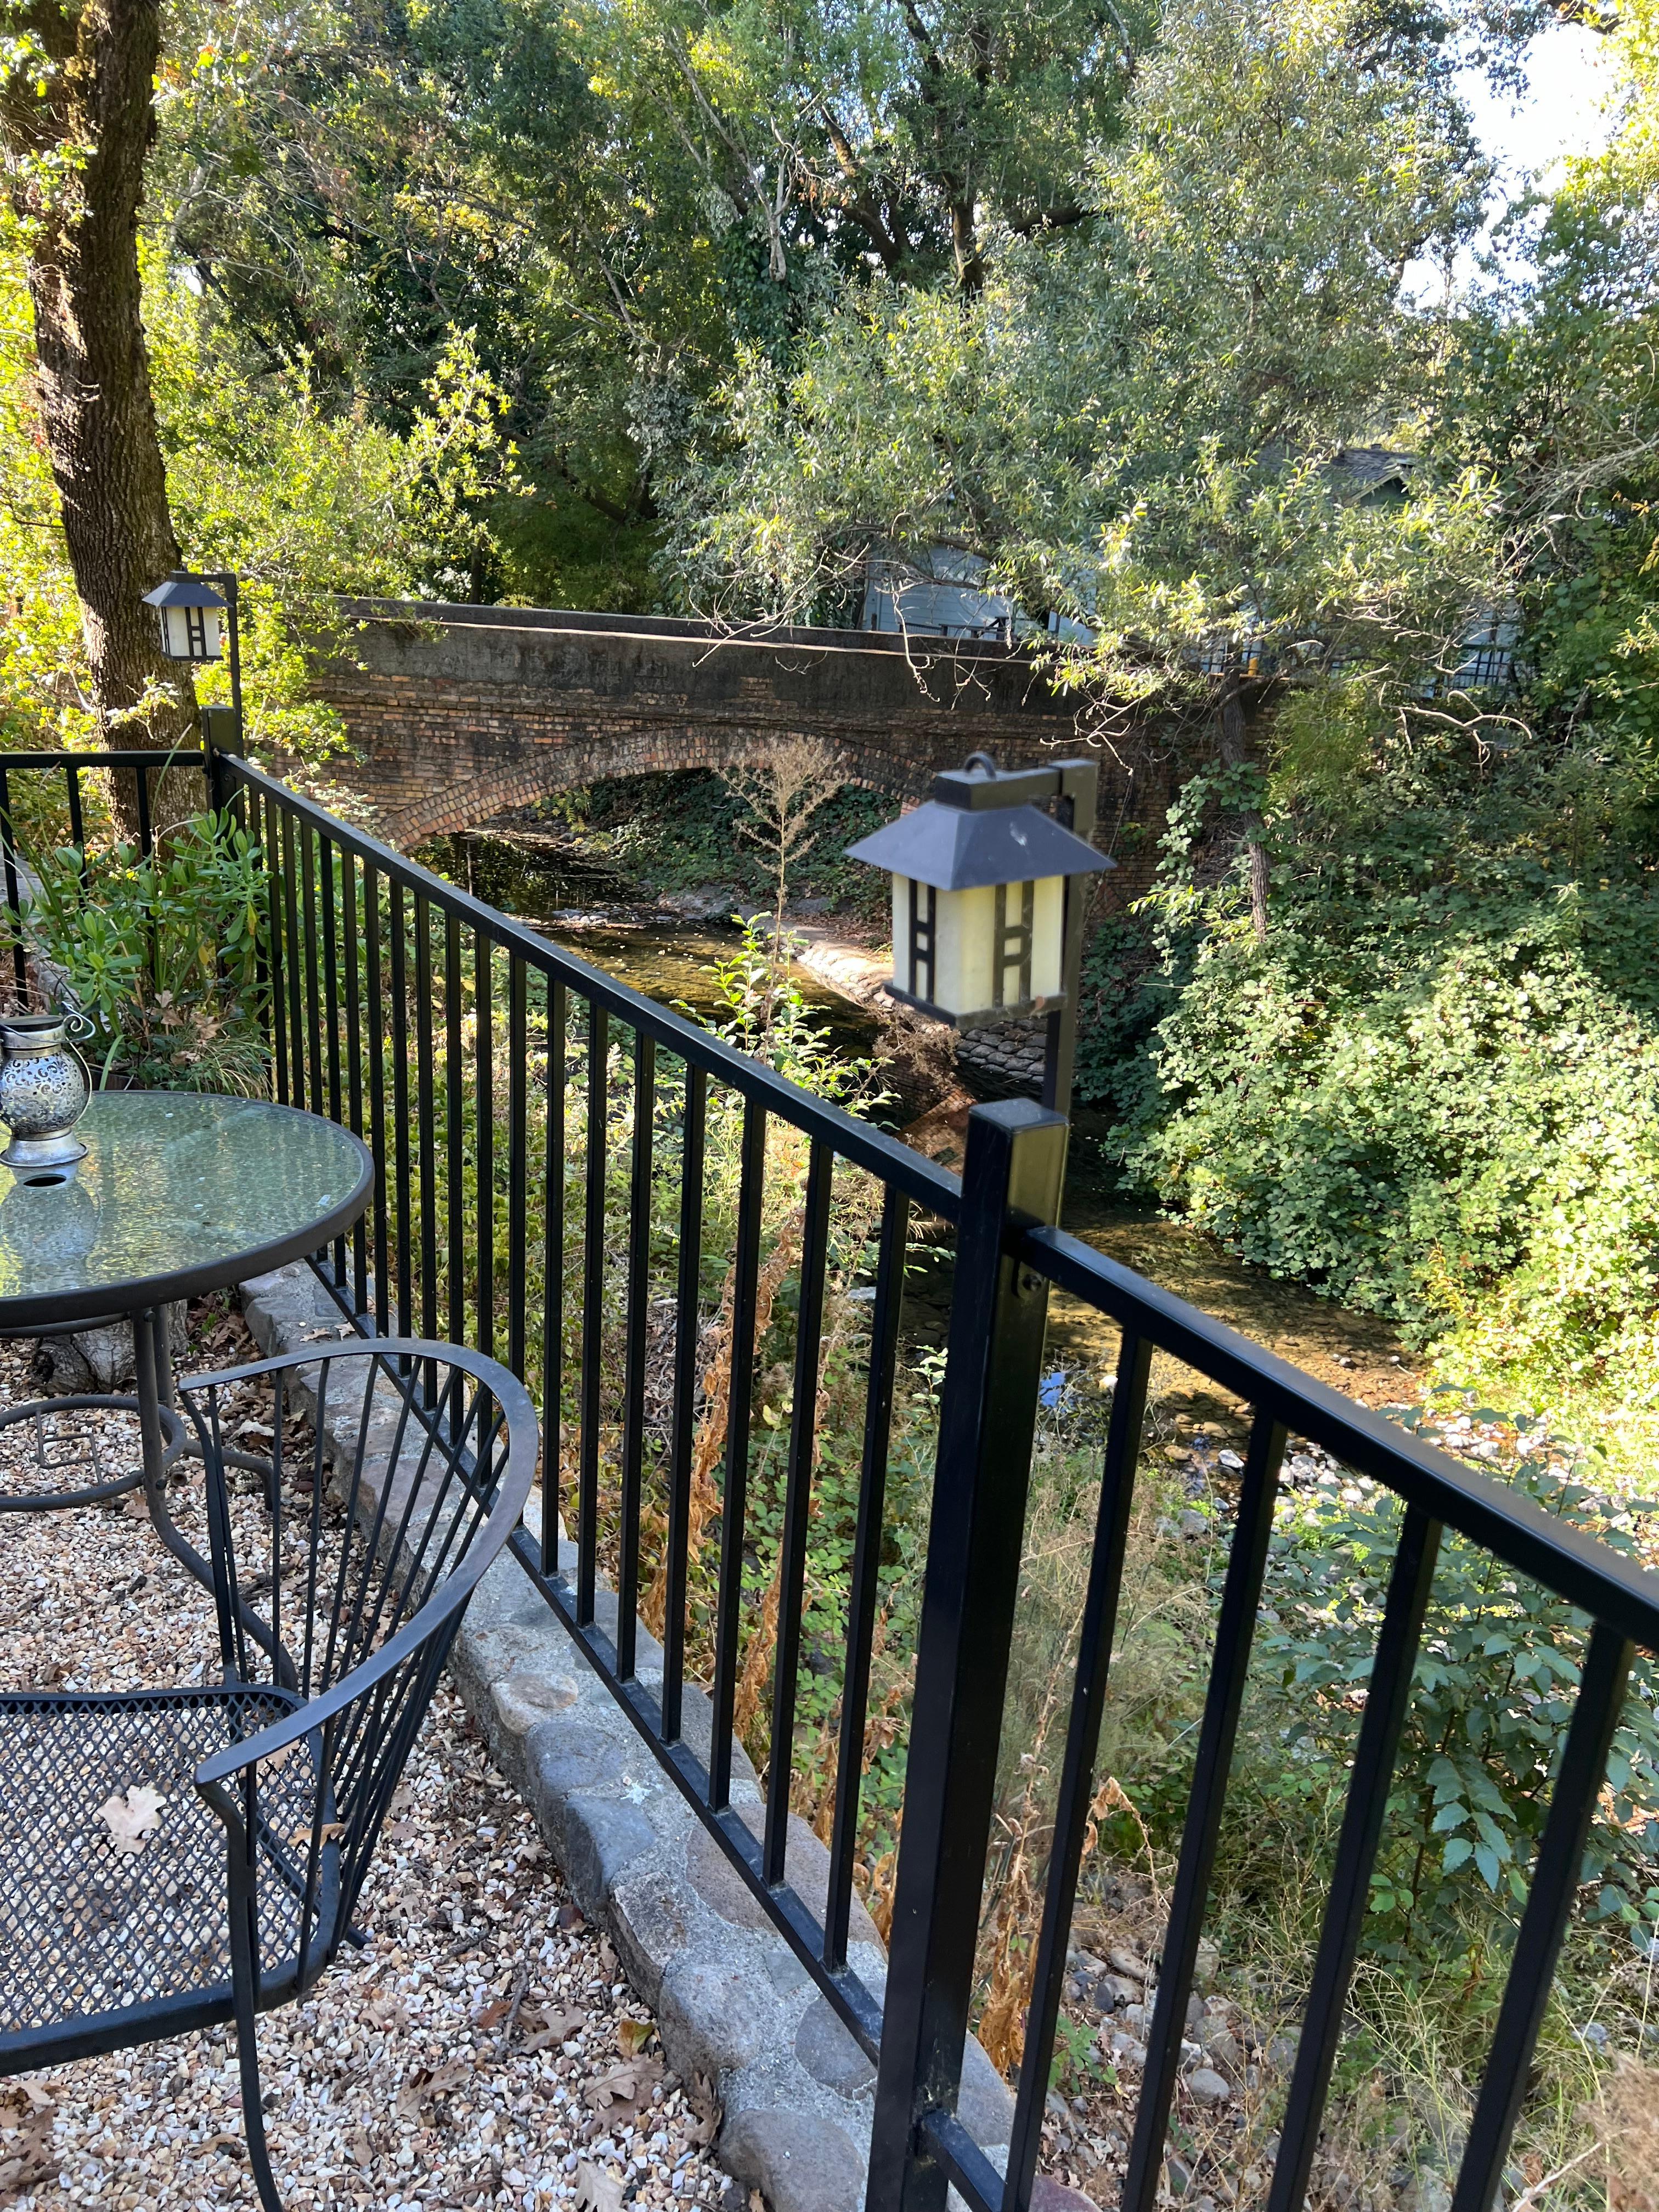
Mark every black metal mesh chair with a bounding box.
[0,1336,537,2211]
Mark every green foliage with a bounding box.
[560,772,890,911]
[700,913,887,1112]
[25,812,271,1090]
[663,0,1503,693]
[1252,1446,1659,1957]
[1093,730,1659,1396]
[0,232,527,765]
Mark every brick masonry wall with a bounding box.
[307,604,1171,864]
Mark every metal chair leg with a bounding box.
[228,1882,285,2212]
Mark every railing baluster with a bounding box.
[541,976,568,1576]
[475,932,495,1359]
[507,955,528,1380]
[578,1003,607,1629]
[319,836,346,1285]
[1121,1407,1288,2212]
[617,1028,656,1681]
[1003,1328,1155,2211]
[764,1137,833,1886]
[1449,1621,1635,2212]
[446,912,466,1352]
[1267,1503,1443,2212]
[825,1180,909,1971]
[342,853,368,1317]
[133,759,153,860]
[280,808,305,1118]
[415,893,439,1400]
[709,1097,768,1812]
[661,1060,706,1746]
[363,862,390,1335]
[390,879,413,1356]
[66,764,84,868]
[263,793,289,1105]
[0,765,25,1002]
[300,819,323,1117]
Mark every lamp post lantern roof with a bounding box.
[845,797,1108,893]
[141,571,228,613]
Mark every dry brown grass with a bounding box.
[1597,2058,1659,2212]
[639,1207,803,1646]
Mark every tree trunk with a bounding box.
[4,0,198,834]
[1217,672,1269,945]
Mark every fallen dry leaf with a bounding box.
[397,2058,475,2118]
[348,2128,373,2168]
[575,2159,626,2212]
[0,2132,57,2194]
[286,1820,345,1848]
[686,2071,722,2147]
[98,1785,165,1856]
[616,2017,654,2058]
[521,2006,585,2054]
[588,2056,663,2121]
[475,1997,511,2031]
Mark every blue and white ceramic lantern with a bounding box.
[0,1009,93,1181]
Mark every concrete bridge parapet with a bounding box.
[309,599,1093,847]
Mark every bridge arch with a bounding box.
[307,598,1091,850]
[385,726,921,848]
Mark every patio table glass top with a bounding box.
[0,1092,373,1329]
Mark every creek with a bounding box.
[450,828,1419,1428]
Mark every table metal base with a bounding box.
[0,1391,184,1511]
[0,1309,212,1601]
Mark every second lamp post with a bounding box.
[142,567,244,754]
[847,751,1109,1122]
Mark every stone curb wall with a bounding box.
[237,1260,1015,2212]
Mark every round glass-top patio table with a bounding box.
[0,1092,372,1538]
[0,1091,372,1330]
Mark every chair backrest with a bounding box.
[179,1337,537,1979]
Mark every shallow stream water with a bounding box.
[459,829,1418,1424]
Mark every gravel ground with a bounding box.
[0,1304,732,2212]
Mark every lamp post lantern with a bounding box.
[847,751,1109,1122]
[141,568,244,754]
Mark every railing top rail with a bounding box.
[1023,1220,1659,1651]
[325,593,1048,668]
[0,749,207,770]
[228,755,963,1220]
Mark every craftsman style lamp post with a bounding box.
[142,568,244,751]
[847,752,1109,1121]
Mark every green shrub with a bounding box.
[1087,738,1659,1397]
[1249,1447,1659,1961]
[25,813,270,1092]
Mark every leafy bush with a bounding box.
[698,913,888,1112]
[1251,1446,1659,1960]
[1090,737,1659,1396]
[26,814,270,1092]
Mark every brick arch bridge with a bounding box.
[309,600,1095,849]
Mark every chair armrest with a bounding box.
[192,1448,526,1792]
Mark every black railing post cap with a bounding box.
[966,1098,1068,1138]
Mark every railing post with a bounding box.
[203,703,245,819]
[867,1098,1068,2212]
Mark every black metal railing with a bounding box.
[4,741,1657,2212]
[216,746,962,2070]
